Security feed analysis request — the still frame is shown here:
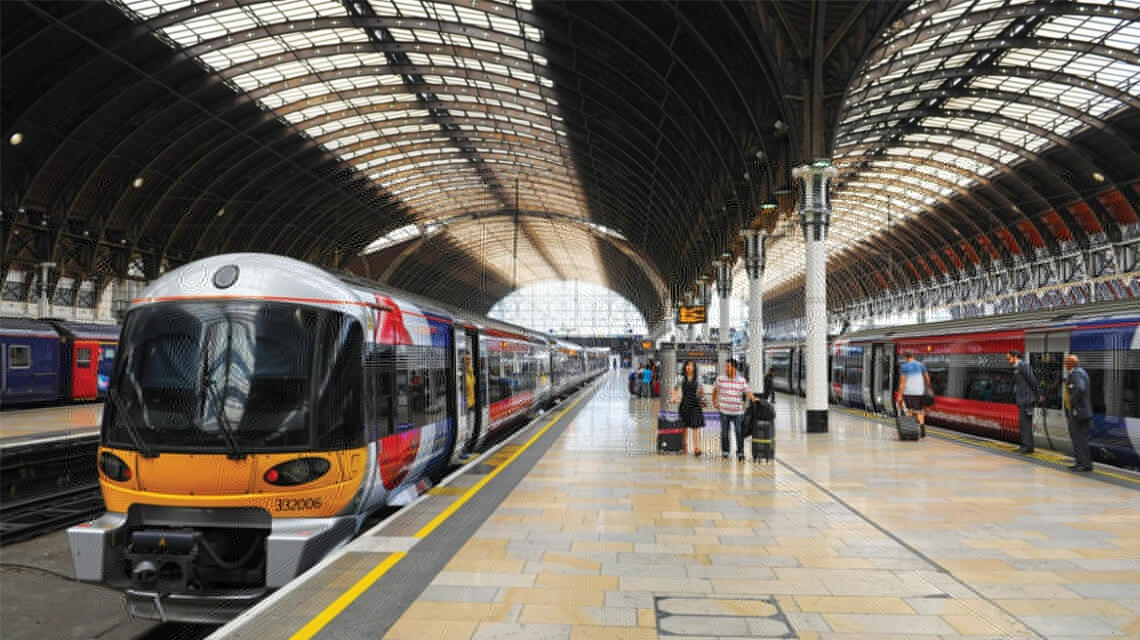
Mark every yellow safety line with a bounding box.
[287,552,405,640]
[834,406,1140,486]
[412,390,589,539]
[288,386,592,640]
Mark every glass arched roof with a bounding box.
[114,0,595,282]
[762,0,1140,295]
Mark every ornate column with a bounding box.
[715,254,734,345]
[697,278,711,343]
[715,254,734,374]
[793,160,837,433]
[741,229,766,395]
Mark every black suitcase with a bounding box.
[751,419,774,462]
[896,414,921,441]
[657,413,684,454]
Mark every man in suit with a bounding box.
[1063,353,1093,472]
[1007,349,1038,454]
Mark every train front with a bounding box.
[68,255,368,623]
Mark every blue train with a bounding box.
[0,318,119,407]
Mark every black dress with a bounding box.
[679,376,704,429]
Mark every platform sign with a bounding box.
[641,341,653,349]
[676,305,707,324]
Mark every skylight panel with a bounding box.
[360,223,421,255]
[912,57,944,73]
[454,5,491,29]
[118,0,193,19]
[323,131,382,150]
[388,0,431,19]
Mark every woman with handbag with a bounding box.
[675,360,705,456]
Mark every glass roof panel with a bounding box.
[827,0,1140,274]
[115,0,591,283]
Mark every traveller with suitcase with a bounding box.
[896,351,931,438]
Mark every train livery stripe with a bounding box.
[287,385,593,640]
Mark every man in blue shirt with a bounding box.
[897,351,931,437]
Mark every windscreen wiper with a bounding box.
[108,387,158,459]
[204,382,246,461]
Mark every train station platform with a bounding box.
[213,369,1140,640]
[0,403,101,448]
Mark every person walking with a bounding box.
[1063,354,1093,472]
[675,360,705,456]
[640,363,653,399]
[763,368,775,402]
[897,351,931,437]
[1008,349,1038,454]
[713,359,754,461]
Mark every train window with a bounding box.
[8,345,30,369]
[1121,368,1140,419]
[922,355,949,396]
[963,369,1016,404]
[77,347,92,368]
[1032,353,1065,411]
[100,345,116,361]
[313,321,362,449]
[1084,367,1109,416]
[364,347,395,437]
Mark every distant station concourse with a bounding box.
[212,371,1140,640]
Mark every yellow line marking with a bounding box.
[834,406,1139,486]
[412,391,590,539]
[289,385,594,640]
[287,551,405,640]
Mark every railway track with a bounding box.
[0,435,102,545]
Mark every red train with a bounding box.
[0,318,119,407]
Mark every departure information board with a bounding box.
[676,306,707,324]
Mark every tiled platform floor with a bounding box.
[382,370,1140,640]
[0,403,101,444]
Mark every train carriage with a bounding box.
[69,253,606,623]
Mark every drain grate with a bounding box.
[654,595,795,638]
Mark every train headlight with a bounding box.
[99,452,132,482]
[264,458,331,486]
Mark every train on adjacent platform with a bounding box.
[68,253,608,623]
[0,317,118,407]
[766,301,1140,468]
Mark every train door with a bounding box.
[870,343,895,414]
[447,326,470,466]
[1025,331,1070,453]
[70,341,98,400]
[466,328,484,453]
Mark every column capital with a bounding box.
[740,228,767,280]
[715,254,734,298]
[794,160,836,242]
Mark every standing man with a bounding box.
[640,362,653,399]
[896,351,931,437]
[1008,349,1038,454]
[713,359,755,461]
[1063,354,1093,472]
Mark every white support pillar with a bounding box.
[716,254,733,348]
[697,278,711,344]
[742,229,766,395]
[793,160,837,433]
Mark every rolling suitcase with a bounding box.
[896,413,921,441]
[657,411,684,454]
[751,419,774,462]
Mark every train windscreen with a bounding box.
[105,301,362,453]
